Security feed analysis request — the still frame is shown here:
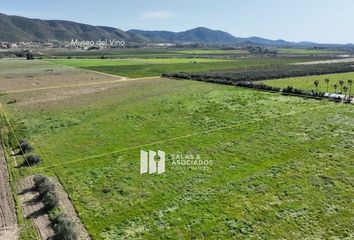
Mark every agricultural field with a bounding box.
[173,49,247,55]
[0,59,353,239]
[261,72,354,92]
[40,47,346,59]
[41,48,248,58]
[277,48,343,55]
[47,57,313,78]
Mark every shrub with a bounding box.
[19,139,33,153]
[37,178,55,198]
[52,214,77,240]
[33,175,47,189]
[235,81,281,92]
[25,155,41,166]
[33,175,59,210]
[102,187,111,194]
[26,52,34,60]
[43,191,59,210]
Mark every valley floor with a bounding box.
[0,59,353,239]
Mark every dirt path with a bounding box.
[17,176,91,240]
[51,177,91,240]
[2,76,161,94]
[39,59,128,81]
[17,176,54,240]
[0,146,18,240]
[294,57,354,65]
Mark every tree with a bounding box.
[25,155,41,166]
[18,139,33,153]
[339,80,344,93]
[325,78,330,92]
[33,175,47,189]
[343,86,349,99]
[333,84,338,93]
[25,52,34,60]
[43,191,59,210]
[348,79,353,97]
[52,214,77,240]
[314,80,319,94]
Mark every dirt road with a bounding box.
[294,57,354,65]
[17,176,54,240]
[0,146,18,240]
[52,177,91,240]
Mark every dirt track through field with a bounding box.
[39,59,129,80]
[17,176,91,240]
[17,176,54,240]
[51,177,91,240]
[0,146,18,240]
[2,76,160,94]
[294,57,354,65]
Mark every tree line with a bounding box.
[162,63,354,102]
[162,62,354,83]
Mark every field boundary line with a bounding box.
[38,59,129,80]
[0,104,30,167]
[2,76,162,94]
[32,104,330,172]
[40,59,161,80]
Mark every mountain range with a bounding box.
[0,12,347,47]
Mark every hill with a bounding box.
[128,27,241,44]
[0,13,148,43]
[0,12,349,47]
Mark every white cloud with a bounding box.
[140,10,175,20]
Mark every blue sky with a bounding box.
[1,0,353,44]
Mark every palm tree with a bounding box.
[339,80,344,93]
[334,84,338,93]
[325,78,330,92]
[314,80,319,94]
[348,79,353,97]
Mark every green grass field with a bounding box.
[277,48,342,55]
[41,48,343,59]
[174,49,246,54]
[0,59,353,240]
[261,72,354,93]
[1,59,353,239]
[47,57,311,78]
[41,48,248,58]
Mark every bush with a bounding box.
[235,81,281,92]
[26,52,34,60]
[37,178,55,198]
[33,175,59,210]
[33,175,67,240]
[52,214,77,240]
[19,139,33,153]
[43,191,59,210]
[33,175,47,189]
[25,155,41,166]
[163,62,354,84]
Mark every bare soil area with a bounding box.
[17,176,54,240]
[294,57,354,65]
[0,68,121,93]
[51,177,91,240]
[17,176,91,240]
[0,146,18,240]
